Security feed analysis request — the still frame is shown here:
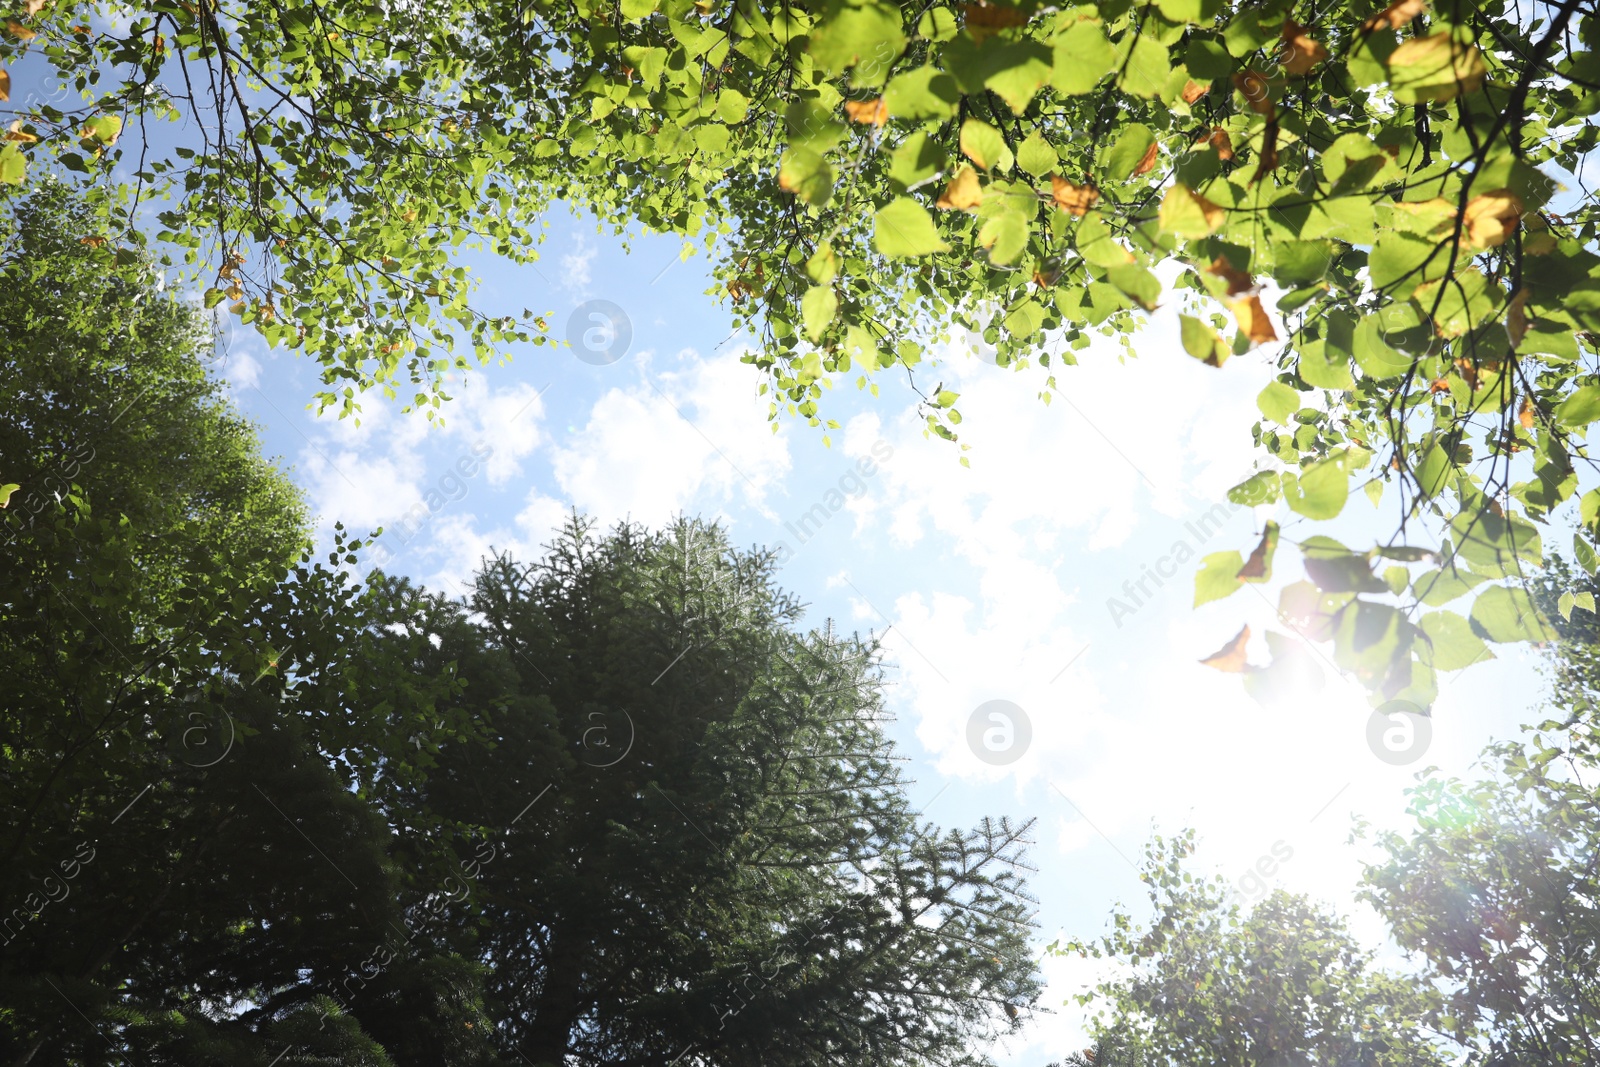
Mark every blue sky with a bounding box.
[217,205,1548,1061]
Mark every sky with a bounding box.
[216,206,1551,1063]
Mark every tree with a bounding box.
[376,517,1044,1066]
[0,188,492,1066]
[5,0,1593,700]
[1358,569,1600,1065]
[1055,830,1455,1067]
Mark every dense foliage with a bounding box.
[6,0,1598,700]
[1053,830,1453,1067]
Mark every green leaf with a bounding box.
[808,1,907,85]
[1369,233,1440,299]
[81,115,123,145]
[1556,384,1600,428]
[1158,183,1223,237]
[1352,316,1414,378]
[873,197,949,257]
[1449,505,1543,572]
[889,131,946,191]
[806,244,838,285]
[620,0,656,20]
[0,143,25,186]
[204,287,227,309]
[959,118,1012,172]
[1104,123,1155,181]
[1156,0,1220,23]
[802,285,838,342]
[0,483,18,507]
[1257,381,1299,425]
[1413,567,1489,606]
[1388,32,1487,104]
[1195,550,1245,606]
[1470,584,1557,643]
[1282,458,1349,520]
[779,147,835,206]
[1051,18,1116,95]
[985,43,1053,113]
[1016,131,1058,177]
[1419,610,1492,670]
[1229,471,1282,506]
[1576,533,1599,576]
[1303,552,1388,594]
[1120,34,1172,99]
[1272,240,1333,286]
[1180,314,1228,366]
[884,66,960,119]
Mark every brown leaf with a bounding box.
[24,0,46,13]
[1208,127,1233,161]
[1051,176,1100,216]
[1133,140,1160,176]
[1237,523,1278,580]
[1207,256,1253,296]
[843,97,888,127]
[1363,0,1427,31]
[964,1,1028,42]
[5,119,35,143]
[1280,19,1329,76]
[1181,79,1210,104]
[5,19,35,40]
[1200,625,1251,673]
[1429,377,1451,394]
[1230,294,1277,344]
[78,236,106,248]
[1032,259,1063,287]
[0,69,9,103]
[1508,287,1531,347]
[936,165,984,212]
[1519,396,1536,430]
[1463,189,1523,249]
[1252,121,1280,185]
[1232,70,1275,117]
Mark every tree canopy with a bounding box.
[6,0,1599,701]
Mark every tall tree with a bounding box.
[377,517,1044,1067]
[4,0,1592,700]
[1055,830,1455,1067]
[1358,563,1600,1065]
[0,187,491,1066]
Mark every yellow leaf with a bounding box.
[843,97,888,127]
[1232,69,1274,117]
[25,0,46,14]
[1207,127,1233,161]
[0,69,9,103]
[5,119,36,143]
[963,1,1027,43]
[1050,176,1098,215]
[1362,0,1426,31]
[1462,189,1523,249]
[5,19,34,40]
[1230,294,1278,344]
[1207,256,1253,296]
[1388,32,1487,103]
[1133,140,1159,176]
[1200,625,1251,672]
[936,164,984,211]
[1509,287,1530,347]
[1280,20,1329,76]
[1159,183,1225,237]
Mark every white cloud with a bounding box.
[560,236,598,294]
[550,346,791,527]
